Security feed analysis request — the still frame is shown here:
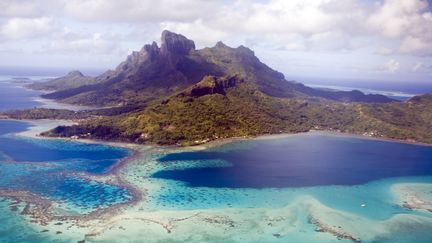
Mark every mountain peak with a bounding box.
[161,30,195,55]
[215,41,229,48]
[237,45,255,55]
[67,70,84,77]
[140,41,159,59]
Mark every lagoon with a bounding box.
[0,120,132,213]
[153,133,432,188]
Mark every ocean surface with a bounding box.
[0,78,45,111]
[294,76,432,101]
[0,76,98,111]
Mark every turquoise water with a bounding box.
[0,120,132,214]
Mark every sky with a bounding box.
[0,0,431,84]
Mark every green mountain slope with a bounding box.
[40,76,432,145]
[35,73,390,143]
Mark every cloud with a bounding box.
[0,0,46,18]
[0,0,431,77]
[160,19,228,47]
[151,0,432,55]
[46,30,120,54]
[367,0,432,56]
[1,0,431,55]
[62,0,219,23]
[375,47,394,55]
[0,17,57,40]
[381,59,401,73]
[412,61,424,72]
[399,36,432,56]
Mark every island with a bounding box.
[3,31,431,146]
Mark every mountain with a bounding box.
[27,71,98,91]
[40,74,352,145]
[29,31,432,146]
[37,31,394,106]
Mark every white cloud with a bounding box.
[399,36,432,55]
[366,0,423,38]
[381,59,401,73]
[367,0,432,56]
[0,0,431,78]
[46,31,119,55]
[412,61,424,72]
[1,0,431,55]
[0,17,57,40]
[145,0,432,55]
[62,0,219,23]
[0,0,45,18]
[375,47,394,55]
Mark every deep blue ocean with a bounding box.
[0,80,44,111]
[291,76,432,95]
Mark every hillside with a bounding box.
[27,71,98,91]
[36,31,394,106]
[40,85,432,145]
[350,94,432,143]
[26,31,432,146]
[39,73,432,146]
[41,75,355,145]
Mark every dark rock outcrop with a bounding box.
[160,30,195,56]
[183,75,240,97]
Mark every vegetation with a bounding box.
[39,81,432,146]
[3,108,89,120]
[39,75,432,146]
[21,31,432,146]
[2,105,142,120]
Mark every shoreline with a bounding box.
[3,116,432,151]
[32,96,100,111]
[180,129,432,151]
